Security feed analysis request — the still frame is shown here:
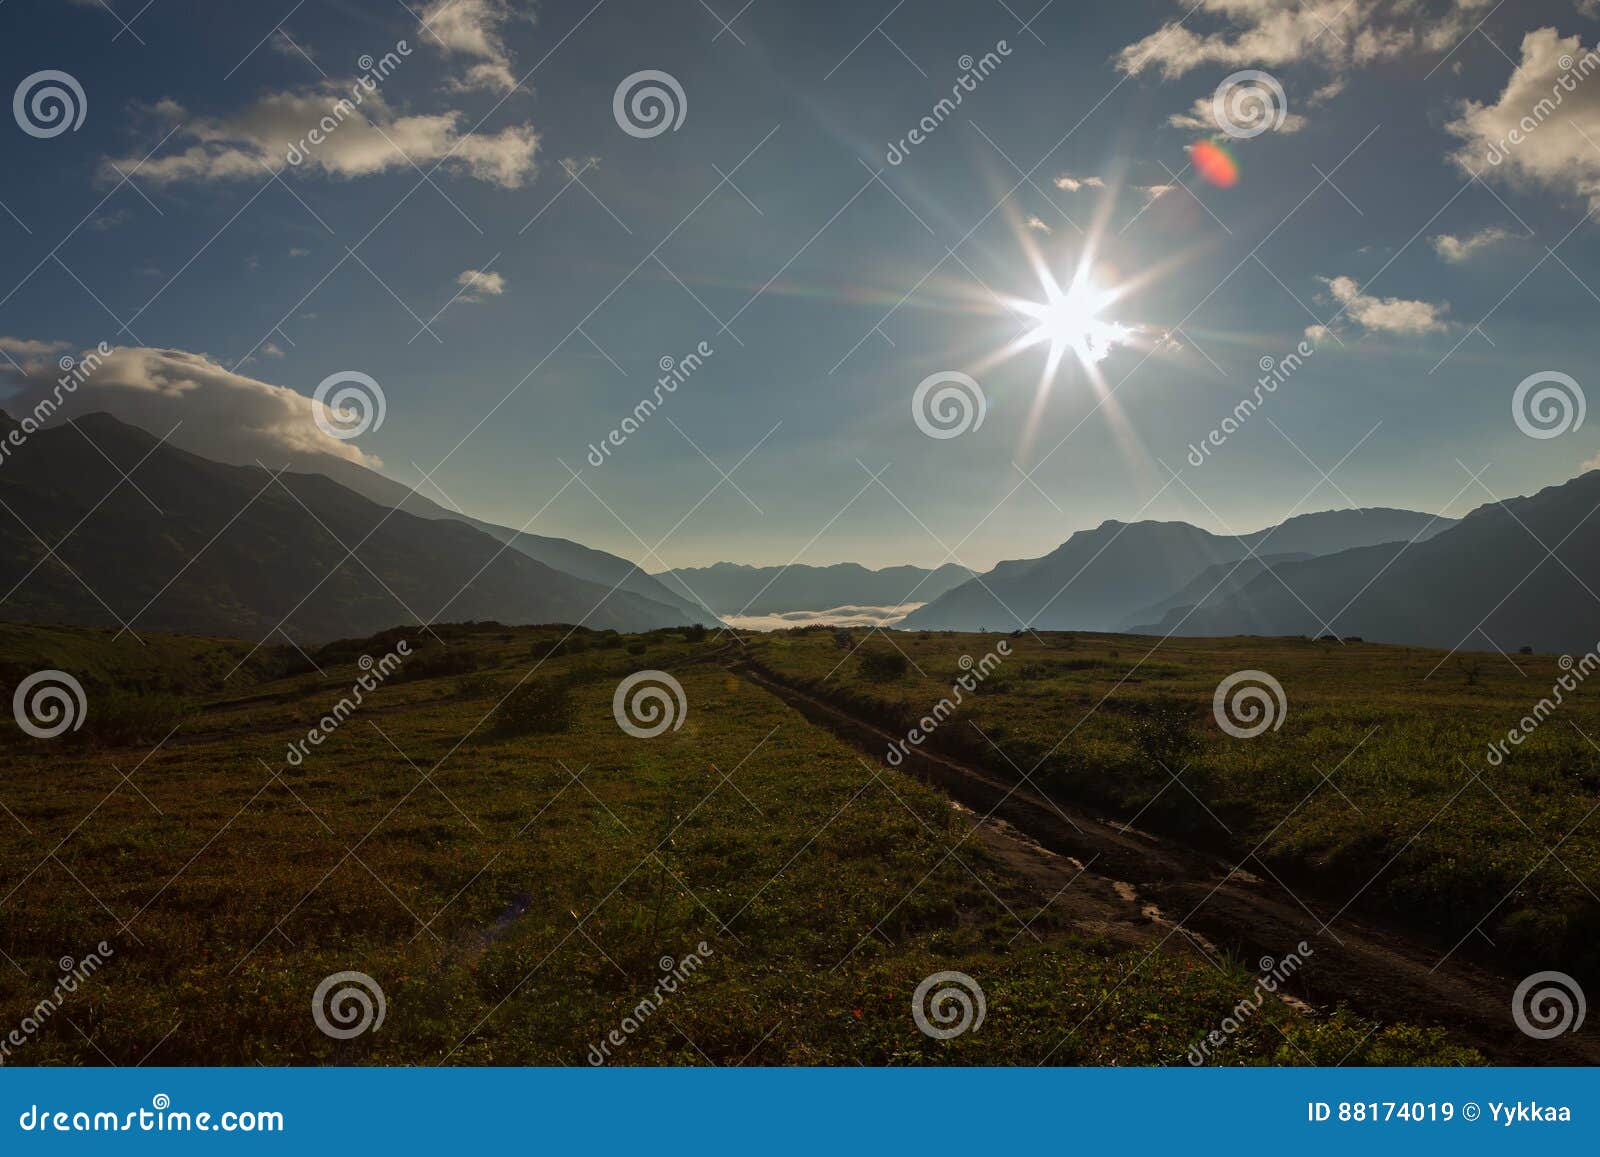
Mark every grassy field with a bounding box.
[748,627,1600,982]
[0,621,1481,1066]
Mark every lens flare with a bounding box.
[1189,140,1239,188]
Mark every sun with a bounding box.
[1013,272,1131,380]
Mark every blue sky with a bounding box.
[3,0,1600,569]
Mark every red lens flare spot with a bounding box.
[1189,139,1239,188]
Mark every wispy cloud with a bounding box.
[1431,225,1513,263]
[1313,274,1450,338]
[1052,173,1104,192]
[100,87,539,188]
[1167,94,1306,134]
[1117,0,1491,80]
[421,0,523,93]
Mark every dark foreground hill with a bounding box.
[0,411,700,640]
[299,450,717,627]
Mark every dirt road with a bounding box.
[730,658,1600,1065]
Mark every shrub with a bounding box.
[1127,699,1200,772]
[533,636,588,661]
[84,688,189,747]
[682,624,707,642]
[626,641,647,655]
[490,680,575,735]
[393,647,480,683]
[455,671,500,699]
[858,650,908,682]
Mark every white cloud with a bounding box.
[421,0,522,93]
[1447,28,1600,209]
[1053,174,1105,191]
[0,336,71,376]
[1167,94,1307,133]
[0,344,382,468]
[1024,214,1052,234]
[89,208,132,231]
[1117,1,1487,80]
[101,85,539,188]
[455,269,506,302]
[261,341,286,358]
[1431,225,1514,262]
[721,604,925,631]
[269,28,313,62]
[1318,274,1450,335]
[288,246,310,257]
[0,336,71,357]
[1137,183,1177,204]
[1119,2,1492,131]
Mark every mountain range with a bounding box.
[900,508,1454,633]
[0,411,706,640]
[6,409,1599,654]
[654,561,974,616]
[1131,473,1600,653]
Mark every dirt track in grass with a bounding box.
[730,658,1600,1065]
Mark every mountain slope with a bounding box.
[1237,507,1453,556]
[1114,552,1311,630]
[295,451,718,626]
[1138,473,1600,652]
[0,412,699,640]
[900,508,1454,633]
[654,561,975,616]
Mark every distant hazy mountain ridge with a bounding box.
[900,508,1455,633]
[655,561,975,616]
